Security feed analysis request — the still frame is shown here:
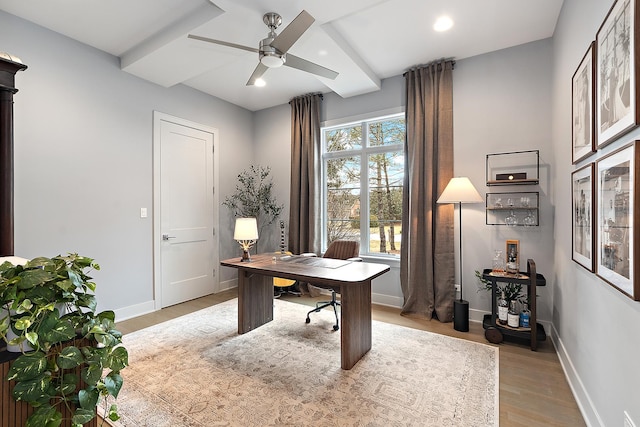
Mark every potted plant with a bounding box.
[223,165,284,251]
[475,270,524,304]
[0,254,128,426]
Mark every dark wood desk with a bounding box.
[221,253,390,370]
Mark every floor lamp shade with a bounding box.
[436,177,483,204]
[437,177,483,332]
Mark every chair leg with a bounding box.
[274,283,301,298]
[305,290,340,331]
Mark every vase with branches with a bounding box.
[223,165,284,252]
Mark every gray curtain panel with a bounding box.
[288,93,322,255]
[401,61,455,321]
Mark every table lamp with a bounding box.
[437,177,483,332]
[234,217,259,262]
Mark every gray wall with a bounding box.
[454,40,555,323]
[253,40,555,313]
[552,1,640,425]
[5,3,640,424]
[1,10,254,312]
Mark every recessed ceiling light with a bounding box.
[318,49,328,56]
[434,16,454,32]
[255,78,266,87]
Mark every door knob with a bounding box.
[162,234,176,241]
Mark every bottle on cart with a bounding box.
[506,248,518,275]
[497,290,508,325]
[520,302,531,327]
[507,300,520,328]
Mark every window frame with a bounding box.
[320,111,405,259]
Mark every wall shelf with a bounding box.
[486,191,539,226]
[486,150,539,186]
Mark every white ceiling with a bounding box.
[0,0,564,111]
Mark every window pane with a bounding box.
[326,156,360,244]
[368,117,405,147]
[325,125,362,152]
[368,152,403,255]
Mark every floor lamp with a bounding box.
[437,177,483,332]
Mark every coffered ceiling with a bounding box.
[0,0,564,111]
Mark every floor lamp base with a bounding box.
[454,299,469,332]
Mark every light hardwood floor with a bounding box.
[116,289,585,427]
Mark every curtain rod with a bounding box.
[403,58,456,76]
[290,92,324,103]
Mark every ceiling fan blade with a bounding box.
[246,62,269,86]
[188,34,258,53]
[285,54,338,80]
[271,10,314,54]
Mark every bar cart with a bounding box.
[482,259,546,350]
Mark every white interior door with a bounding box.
[153,112,219,308]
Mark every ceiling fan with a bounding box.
[188,10,339,86]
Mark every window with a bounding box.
[321,113,405,257]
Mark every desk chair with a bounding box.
[304,240,361,331]
[273,251,301,298]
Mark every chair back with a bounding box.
[323,240,359,260]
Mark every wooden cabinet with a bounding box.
[481,259,546,351]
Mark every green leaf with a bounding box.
[41,319,75,343]
[54,278,75,293]
[76,294,97,311]
[108,404,120,421]
[15,298,33,314]
[78,387,99,410]
[85,281,97,292]
[57,346,83,369]
[26,331,38,346]
[108,346,129,372]
[6,352,47,381]
[104,372,124,398]
[12,373,52,402]
[58,373,78,395]
[25,405,62,427]
[26,257,53,269]
[82,363,103,386]
[97,310,116,323]
[14,318,32,330]
[17,269,54,290]
[71,408,96,425]
[38,310,60,335]
[67,269,83,288]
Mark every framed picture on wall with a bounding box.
[572,42,596,163]
[572,163,595,271]
[596,0,640,148]
[595,141,639,300]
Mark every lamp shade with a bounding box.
[234,218,259,240]
[436,177,483,204]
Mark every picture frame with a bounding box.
[572,42,596,163]
[595,140,639,300]
[505,239,520,274]
[596,0,640,148]
[572,163,595,271]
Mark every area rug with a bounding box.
[108,299,498,426]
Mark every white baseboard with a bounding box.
[372,293,403,308]
[218,278,237,292]
[113,300,156,323]
[551,324,603,427]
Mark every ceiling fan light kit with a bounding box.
[188,10,338,85]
